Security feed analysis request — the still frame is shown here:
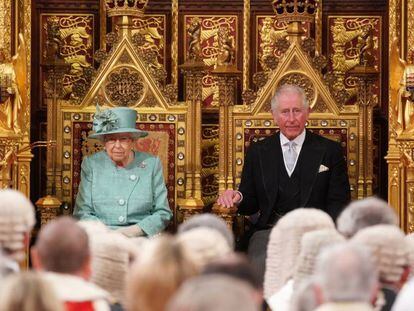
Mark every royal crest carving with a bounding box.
[104,67,145,106]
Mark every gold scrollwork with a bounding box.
[42,14,94,101]
[258,17,288,71]
[104,67,145,106]
[185,15,237,108]
[132,15,165,69]
[329,17,380,104]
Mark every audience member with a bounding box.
[0,271,64,311]
[267,228,345,311]
[290,279,320,311]
[264,208,335,300]
[167,275,259,311]
[176,227,232,271]
[202,253,263,306]
[80,220,140,310]
[178,213,235,249]
[337,197,398,238]
[31,216,111,311]
[351,225,411,311]
[313,243,378,311]
[126,234,198,311]
[0,189,35,265]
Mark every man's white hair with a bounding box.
[270,84,309,111]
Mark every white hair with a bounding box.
[351,225,410,283]
[0,189,35,262]
[270,84,309,111]
[337,197,398,238]
[314,242,378,303]
[178,213,235,249]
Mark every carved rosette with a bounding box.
[104,67,145,106]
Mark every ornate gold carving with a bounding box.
[242,89,257,105]
[312,100,328,113]
[0,139,17,189]
[0,0,11,58]
[105,0,148,18]
[186,17,203,62]
[390,40,414,137]
[216,26,235,67]
[0,35,26,135]
[162,84,178,105]
[259,17,287,71]
[272,0,318,23]
[253,71,269,89]
[104,67,145,106]
[171,0,179,88]
[243,0,250,91]
[132,15,165,69]
[184,15,237,108]
[42,14,94,101]
[119,50,133,64]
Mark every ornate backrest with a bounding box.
[232,43,365,200]
[52,33,188,229]
[58,110,186,228]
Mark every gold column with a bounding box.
[171,0,179,88]
[242,0,250,91]
[349,66,378,197]
[387,0,414,232]
[177,61,205,221]
[211,66,240,228]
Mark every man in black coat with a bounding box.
[217,84,350,279]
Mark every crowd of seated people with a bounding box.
[1,188,414,311]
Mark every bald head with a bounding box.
[33,217,89,274]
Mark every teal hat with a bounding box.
[89,106,148,140]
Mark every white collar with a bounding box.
[280,129,306,147]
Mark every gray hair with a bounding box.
[270,84,309,111]
[314,242,378,303]
[0,189,35,262]
[337,197,398,238]
[351,225,410,283]
[178,213,235,249]
[166,275,257,311]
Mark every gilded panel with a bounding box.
[184,15,238,109]
[327,16,381,106]
[40,14,94,103]
[131,15,166,69]
[0,0,11,56]
[255,16,311,73]
[201,124,219,207]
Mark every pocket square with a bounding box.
[318,164,329,173]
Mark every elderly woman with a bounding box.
[74,106,172,237]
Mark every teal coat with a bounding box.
[73,151,172,236]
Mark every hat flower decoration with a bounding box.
[89,105,148,139]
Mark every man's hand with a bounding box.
[116,225,144,238]
[217,189,241,208]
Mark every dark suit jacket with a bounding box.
[238,130,350,228]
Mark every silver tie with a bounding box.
[284,141,297,172]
